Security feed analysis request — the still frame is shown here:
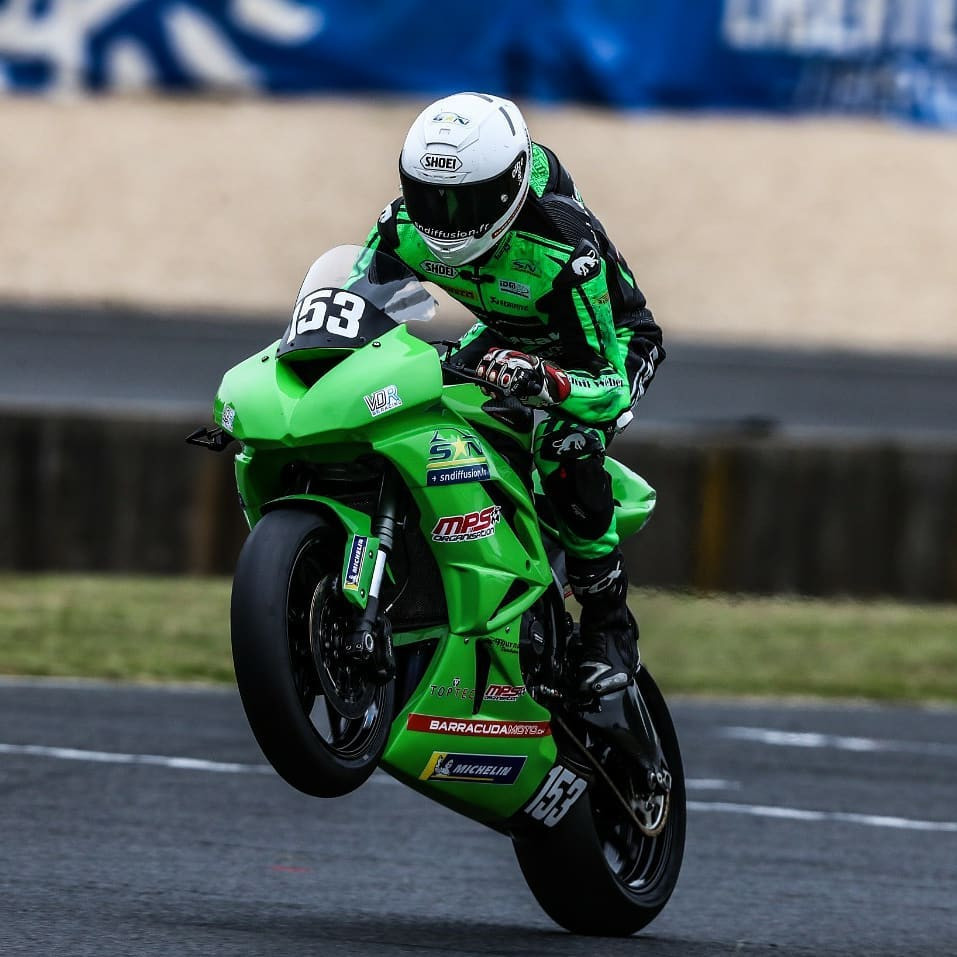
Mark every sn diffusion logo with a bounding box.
[431,506,502,543]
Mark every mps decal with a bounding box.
[420,752,527,784]
[484,683,526,702]
[431,506,502,543]
[426,430,490,486]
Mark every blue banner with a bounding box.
[2,1,957,126]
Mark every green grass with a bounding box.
[0,575,234,685]
[1,575,955,703]
[635,590,957,704]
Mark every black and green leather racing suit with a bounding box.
[364,142,665,562]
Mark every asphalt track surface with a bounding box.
[2,305,956,442]
[2,680,955,957]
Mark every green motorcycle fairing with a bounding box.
[213,245,656,827]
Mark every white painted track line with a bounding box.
[4,741,956,833]
[689,800,957,834]
[0,742,271,774]
[721,726,957,758]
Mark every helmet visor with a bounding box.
[400,152,527,243]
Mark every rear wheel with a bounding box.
[231,508,394,797]
[512,667,685,935]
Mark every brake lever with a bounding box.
[440,360,508,396]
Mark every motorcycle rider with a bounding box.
[364,92,664,698]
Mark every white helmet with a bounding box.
[399,92,532,267]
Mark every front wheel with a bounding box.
[512,667,686,935]
[231,508,394,797]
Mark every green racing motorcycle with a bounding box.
[188,244,685,936]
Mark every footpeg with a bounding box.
[579,683,666,783]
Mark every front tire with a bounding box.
[231,508,394,797]
[512,667,686,935]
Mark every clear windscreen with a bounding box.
[293,244,437,325]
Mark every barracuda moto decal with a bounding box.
[420,752,527,784]
[407,715,550,737]
[426,430,490,486]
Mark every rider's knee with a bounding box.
[541,449,614,542]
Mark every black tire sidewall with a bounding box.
[513,668,686,936]
[231,508,394,797]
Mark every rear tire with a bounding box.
[231,508,394,797]
[512,667,685,935]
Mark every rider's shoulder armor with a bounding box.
[375,197,405,252]
[521,144,647,314]
[520,144,601,253]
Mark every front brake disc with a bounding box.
[310,575,375,720]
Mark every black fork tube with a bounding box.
[343,471,398,676]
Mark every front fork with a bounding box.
[342,472,398,683]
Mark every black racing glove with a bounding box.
[475,348,572,407]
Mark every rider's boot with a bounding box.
[567,549,639,698]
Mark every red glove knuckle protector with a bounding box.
[543,362,572,403]
[475,348,569,406]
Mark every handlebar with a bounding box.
[439,358,508,396]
